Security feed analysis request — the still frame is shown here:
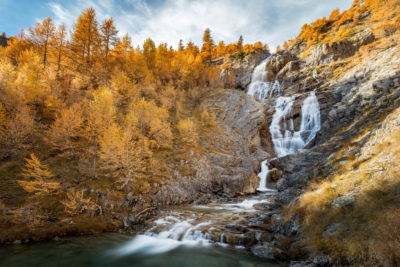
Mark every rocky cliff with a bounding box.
[210,0,400,265]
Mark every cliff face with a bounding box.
[213,0,400,264]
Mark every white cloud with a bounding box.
[48,0,353,49]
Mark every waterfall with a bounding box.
[247,56,322,190]
[247,56,283,99]
[256,160,275,192]
[270,92,321,158]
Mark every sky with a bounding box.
[0,0,353,49]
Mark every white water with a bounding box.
[115,218,212,256]
[270,92,321,157]
[256,160,276,192]
[248,57,322,189]
[247,56,283,99]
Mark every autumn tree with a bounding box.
[47,104,84,157]
[201,28,214,63]
[52,23,67,73]
[28,17,55,66]
[237,35,244,51]
[178,39,184,51]
[100,18,118,63]
[84,88,116,176]
[18,153,60,197]
[99,121,155,193]
[72,8,100,70]
[143,38,156,70]
[62,189,97,216]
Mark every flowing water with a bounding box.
[0,194,280,267]
[247,56,283,99]
[247,56,321,158]
[0,233,280,267]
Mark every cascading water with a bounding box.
[270,92,321,157]
[247,56,283,99]
[114,217,212,256]
[248,57,322,189]
[257,160,275,192]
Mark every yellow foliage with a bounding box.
[17,153,60,197]
[178,118,198,144]
[62,189,97,216]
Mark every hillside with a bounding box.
[0,0,400,266]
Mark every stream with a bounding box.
[0,191,281,267]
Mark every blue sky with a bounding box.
[0,0,353,48]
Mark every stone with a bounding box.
[331,194,355,208]
[304,29,375,66]
[251,245,275,260]
[269,168,282,182]
[312,255,330,266]
[225,224,248,233]
[322,223,342,238]
[282,219,299,236]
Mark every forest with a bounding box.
[0,7,269,242]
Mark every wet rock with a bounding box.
[248,214,272,229]
[251,245,275,260]
[225,224,248,233]
[253,202,280,211]
[223,232,246,245]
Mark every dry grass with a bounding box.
[288,122,400,265]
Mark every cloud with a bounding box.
[48,0,353,49]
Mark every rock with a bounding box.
[253,202,280,211]
[269,168,282,182]
[201,90,269,195]
[270,214,283,233]
[312,255,330,266]
[220,50,270,89]
[251,245,275,260]
[12,240,22,245]
[322,223,342,238]
[331,194,355,208]
[304,29,375,66]
[277,188,301,204]
[282,219,299,236]
[290,261,315,267]
[225,224,248,233]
